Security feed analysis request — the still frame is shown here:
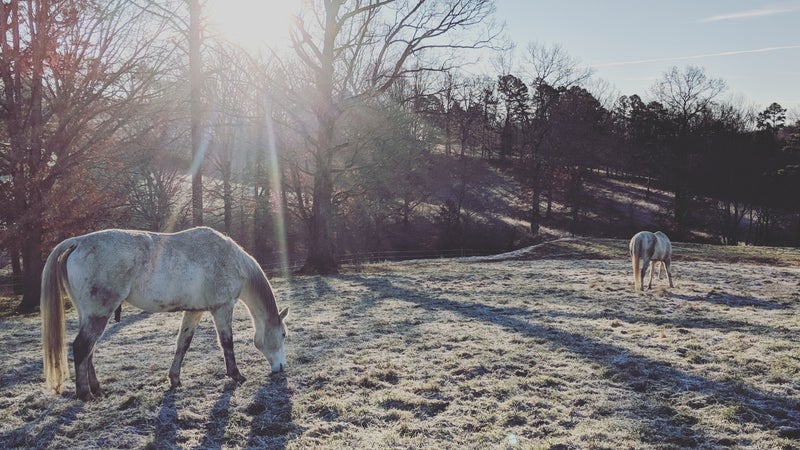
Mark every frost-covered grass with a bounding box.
[1,239,799,449]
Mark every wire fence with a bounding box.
[0,248,497,293]
[261,248,496,274]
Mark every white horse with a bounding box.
[41,227,288,400]
[629,231,674,291]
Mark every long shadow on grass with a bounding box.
[342,274,799,447]
[153,390,178,448]
[0,402,83,448]
[515,287,788,336]
[198,380,239,449]
[670,292,788,310]
[245,373,297,449]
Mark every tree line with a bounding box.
[2,0,798,313]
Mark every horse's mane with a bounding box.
[232,238,280,322]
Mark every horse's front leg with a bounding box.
[87,353,104,398]
[210,305,246,383]
[647,260,657,289]
[169,310,204,389]
[74,315,110,401]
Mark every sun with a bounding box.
[205,0,301,51]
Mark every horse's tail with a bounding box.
[630,237,641,290]
[41,239,77,395]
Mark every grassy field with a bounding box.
[1,239,799,449]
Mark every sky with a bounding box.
[493,0,800,117]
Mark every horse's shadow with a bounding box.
[151,375,296,449]
[153,389,179,447]
[245,374,297,449]
[198,380,240,450]
[150,379,239,450]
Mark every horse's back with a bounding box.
[653,231,672,258]
[65,227,248,313]
[631,230,671,260]
[630,231,655,254]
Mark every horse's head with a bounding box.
[256,307,289,373]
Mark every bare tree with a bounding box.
[651,65,726,237]
[519,42,592,235]
[277,0,499,273]
[652,65,726,132]
[522,42,593,89]
[0,0,173,311]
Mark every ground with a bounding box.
[0,239,798,449]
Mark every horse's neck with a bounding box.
[241,271,279,327]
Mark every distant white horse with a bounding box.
[41,227,289,400]
[629,231,674,291]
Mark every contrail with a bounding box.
[587,45,800,68]
[700,7,796,22]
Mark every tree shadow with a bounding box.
[670,292,789,310]
[342,274,799,446]
[0,402,83,448]
[536,292,785,337]
[245,373,298,449]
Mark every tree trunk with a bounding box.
[674,187,689,239]
[223,174,232,234]
[10,245,23,295]
[301,1,339,274]
[529,161,542,235]
[18,216,44,314]
[189,0,203,227]
[16,0,46,313]
[303,160,337,273]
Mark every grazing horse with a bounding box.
[41,227,289,400]
[629,231,674,291]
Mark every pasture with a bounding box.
[1,238,799,449]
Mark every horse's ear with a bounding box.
[279,307,289,321]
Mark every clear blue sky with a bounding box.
[494,0,800,117]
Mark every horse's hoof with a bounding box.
[229,373,246,383]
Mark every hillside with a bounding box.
[369,156,680,262]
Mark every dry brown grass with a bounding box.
[1,239,799,449]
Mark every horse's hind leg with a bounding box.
[169,310,204,389]
[74,315,110,400]
[210,304,246,383]
[640,257,650,291]
[664,258,674,287]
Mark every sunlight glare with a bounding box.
[206,0,301,51]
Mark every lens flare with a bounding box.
[264,99,290,280]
